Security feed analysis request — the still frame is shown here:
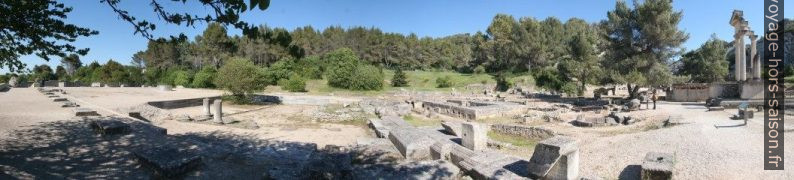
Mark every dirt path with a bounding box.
[0,88,74,136]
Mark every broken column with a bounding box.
[528,136,579,180]
[461,122,486,151]
[203,98,212,116]
[212,99,223,124]
[641,152,675,180]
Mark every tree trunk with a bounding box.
[627,84,640,99]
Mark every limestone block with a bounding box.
[528,136,579,180]
[51,97,67,102]
[461,122,487,151]
[134,145,202,178]
[641,152,675,180]
[441,121,463,136]
[61,101,79,107]
[89,119,130,135]
[707,106,725,111]
[430,141,455,160]
[157,85,173,91]
[387,128,436,160]
[74,108,100,116]
[368,118,390,138]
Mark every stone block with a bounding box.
[89,119,130,135]
[51,97,67,102]
[461,122,487,151]
[61,101,79,107]
[134,145,202,178]
[441,121,462,136]
[74,108,100,116]
[430,141,455,160]
[707,106,725,111]
[528,136,579,180]
[368,118,390,138]
[641,152,674,180]
[157,85,173,91]
[387,128,436,160]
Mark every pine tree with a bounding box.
[391,68,408,87]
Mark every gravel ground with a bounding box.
[577,103,794,179]
[0,88,73,136]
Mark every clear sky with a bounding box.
[5,0,791,73]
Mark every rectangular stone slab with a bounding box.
[134,145,202,177]
[90,120,130,135]
[641,152,675,180]
[388,128,436,161]
[527,136,579,180]
[52,97,67,102]
[74,108,100,116]
[61,101,79,107]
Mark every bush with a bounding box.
[279,74,307,92]
[391,68,408,87]
[215,57,264,96]
[350,65,384,90]
[298,56,324,79]
[473,65,486,74]
[192,66,216,88]
[172,70,192,87]
[324,48,359,89]
[436,76,453,88]
[494,74,512,92]
[265,59,296,85]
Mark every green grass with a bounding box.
[785,76,794,84]
[403,114,443,127]
[487,131,540,149]
[267,70,535,96]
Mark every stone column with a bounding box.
[203,98,212,116]
[750,33,759,79]
[212,99,223,124]
[734,33,742,82]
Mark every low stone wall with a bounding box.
[422,101,479,120]
[489,124,554,139]
[147,95,281,109]
[147,96,223,109]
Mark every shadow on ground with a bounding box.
[0,117,458,179]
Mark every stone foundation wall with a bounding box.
[422,101,479,120]
[489,124,554,139]
[148,95,281,109]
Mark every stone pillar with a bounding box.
[738,35,746,81]
[734,33,742,82]
[203,98,212,116]
[461,122,486,151]
[212,99,223,124]
[750,33,759,79]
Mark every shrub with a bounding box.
[494,74,512,92]
[436,76,453,88]
[298,56,324,79]
[215,57,264,96]
[265,58,296,85]
[192,66,217,88]
[324,48,359,89]
[172,70,192,87]
[391,68,408,87]
[473,65,486,74]
[350,65,384,90]
[279,74,307,92]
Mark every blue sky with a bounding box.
[5,0,791,73]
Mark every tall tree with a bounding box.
[197,23,234,68]
[678,35,729,83]
[60,54,83,75]
[1,1,98,72]
[602,0,689,98]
